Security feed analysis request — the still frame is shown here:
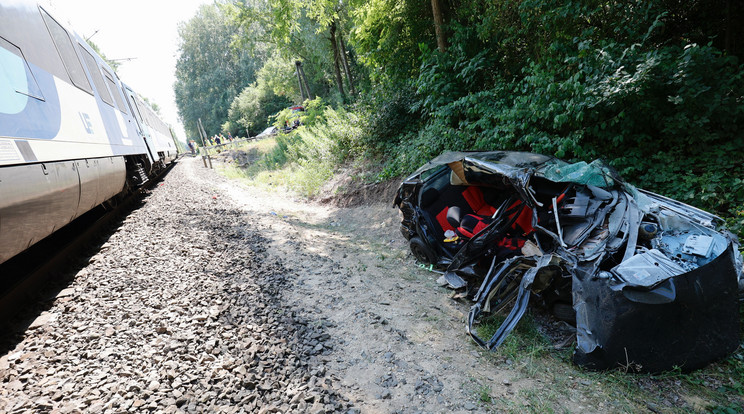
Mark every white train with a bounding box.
[0,1,180,265]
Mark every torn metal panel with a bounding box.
[395,150,743,373]
[612,249,686,288]
[468,255,564,349]
[573,244,740,373]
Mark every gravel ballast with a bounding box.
[0,158,349,413]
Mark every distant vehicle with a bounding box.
[0,1,179,265]
[283,105,304,131]
[255,126,278,139]
[395,151,743,373]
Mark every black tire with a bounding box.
[553,302,576,323]
[410,237,437,264]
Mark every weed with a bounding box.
[709,404,744,414]
[475,311,550,364]
[478,385,493,403]
[517,388,558,414]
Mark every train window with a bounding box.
[140,103,150,126]
[0,36,45,107]
[40,8,93,94]
[124,88,145,126]
[79,45,114,107]
[142,103,154,127]
[146,108,155,127]
[102,69,128,114]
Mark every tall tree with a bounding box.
[230,0,343,102]
[174,3,260,138]
[337,25,356,95]
[329,19,346,97]
[350,0,435,84]
[430,0,447,52]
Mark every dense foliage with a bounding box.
[174,3,260,140]
[396,1,744,235]
[224,56,295,137]
[174,0,744,237]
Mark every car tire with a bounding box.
[410,237,437,264]
[552,302,576,323]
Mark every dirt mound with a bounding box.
[315,167,401,208]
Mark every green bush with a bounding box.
[352,84,421,154]
[257,104,366,195]
[379,2,744,239]
[271,97,327,130]
[259,101,366,171]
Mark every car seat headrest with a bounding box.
[446,206,463,228]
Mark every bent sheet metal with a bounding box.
[395,151,743,372]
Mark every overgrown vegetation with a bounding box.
[174,0,744,240]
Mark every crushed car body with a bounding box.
[394,151,744,373]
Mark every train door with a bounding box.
[122,85,159,165]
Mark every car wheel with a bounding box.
[410,237,437,264]
[553,302,576,323]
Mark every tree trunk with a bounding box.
[431,0,447,52]
[295,61,306,101]
[329,20,346,98]
[725,0,732,55]
[338,31,356,96]
[298,62,311,100]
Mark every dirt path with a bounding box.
[185,151,741,414]
[184,156,591,414]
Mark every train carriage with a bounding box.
[0,0,179,265]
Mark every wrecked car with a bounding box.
[394,151,744,373]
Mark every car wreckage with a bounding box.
[394,151,744,373]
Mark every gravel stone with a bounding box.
[0,158,350,413]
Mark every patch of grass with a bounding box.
[559,346,744,413]
[475,311,550,364]
[221,145,335,197]
[248,168,292,191]
[686,345,744,411]
[478,385,493,404]
[516,388,563,414]
[471,303,744,412]
[220,164,249,180]
[579,371,649,412]
[284,159,335,197]
[215,137,280,180]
